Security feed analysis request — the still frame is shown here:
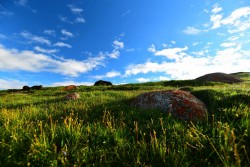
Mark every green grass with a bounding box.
[0,79,250,166]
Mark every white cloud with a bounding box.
[106,71,121,78]
[20,31,51,46]
[154,46,188,61]
[61,29,74,37]
[136,78,150,83]
[0,79,26,90]
[192,42,199,46]
[54,42,72,48]
[148,44,156,53]
[211,4,223,14]
[93,70,121,79]
[0,44,52,72]
[59,16,73,24]
[210,13,223,29]
[106,40,124,59]
[34,46,58,54]
[191,50,207,57]
[210,6,250,31]
[220,42,237,47]
[159,76,169,81]
[52,55,105,77]
[228,36,240,41]
[75,17,85,23]
[113,40,124,49]
[51,81,93,87]
[107,50,120,59]
[221,7,250,25]
[125,45,250,80]
[67,5,83,14]
[0,44,105,77]
[15,0,28,6]
[183,27,201,35]
[43,30,56,36]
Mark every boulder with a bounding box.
[195,72,243,84]
[63,85,77,91]
[94,80,113,86]
[131,90,207,121]
[65,92,80,100]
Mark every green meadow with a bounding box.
[0,74,250,166]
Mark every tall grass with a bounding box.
[0,80,250,166]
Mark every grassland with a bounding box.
[0,76,250,166]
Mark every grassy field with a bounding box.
[0,76,250,166]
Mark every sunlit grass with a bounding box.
[0,80,250,166]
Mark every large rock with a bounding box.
[94,80,113,86]
[63,85,77,91]
[131,90,207,121]
[65,92,80,100]
[195,72,243,84]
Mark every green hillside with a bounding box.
[230,72,250,80]
[0,80,250,166]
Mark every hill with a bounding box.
[230,72,250,80]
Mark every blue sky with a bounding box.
[0,0,250,89]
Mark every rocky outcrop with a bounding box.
[131,90,207,121]
[195,72,243,84]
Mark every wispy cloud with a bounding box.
[0,5,14,16]
[75,17,85,23]
[122,10,131,17]
[183,27,201,35]
[154,46,188,61]
[66,4,86,24]
[34,46,58,54]
[210,4,250,32]
[211,3,223,14]
[54,42,72,48]
[20,31,51,46]
[0,44,105,77]
[43,30,56,36]
[93,70,121,79]
[148,44,156,53]
[59,16,73,24]
[220,42,237,48]
[51,81,93,87]
[113,40,124,49]
[15,0,28,6]
[184,4,250,35]
[0,79,26,90]
[125,44,250,79]
[106,40,124,59]
[61,29,74,38]
[67,5,83,14]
